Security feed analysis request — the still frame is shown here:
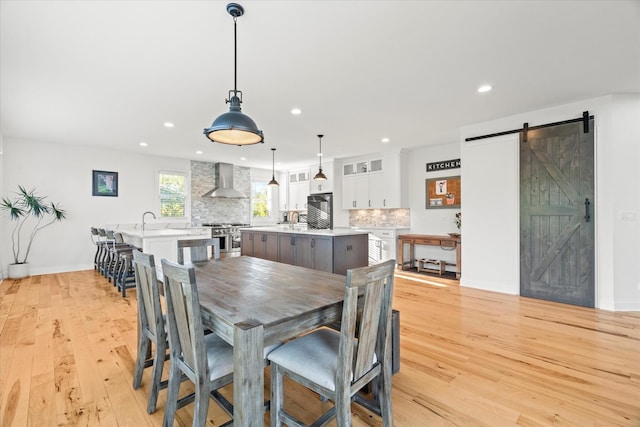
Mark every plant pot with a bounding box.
[8,263,30,279]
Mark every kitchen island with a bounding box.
[120,228,212,264]
[241,226,368,275]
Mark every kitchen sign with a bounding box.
[426,158,460,172]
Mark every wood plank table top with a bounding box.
[176,256,349,426]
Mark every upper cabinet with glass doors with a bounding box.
[341,151,407,209]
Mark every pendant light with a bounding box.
[268,148,279,186]
[203,3,264,146]
[313,134,327,181]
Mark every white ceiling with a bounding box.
[1,1,639,171]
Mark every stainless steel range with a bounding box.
[202,223,249,253]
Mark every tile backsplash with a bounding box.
[349,208,410,227]
[191,161,251,225]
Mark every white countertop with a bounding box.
[245,226,369,237]
[120,229,205,239]
[350,226,411,230]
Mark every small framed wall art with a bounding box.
[92,170,118,197]
[425,175,460,209]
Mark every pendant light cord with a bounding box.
[233,16,238,94]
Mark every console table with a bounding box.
[397,234,461,279]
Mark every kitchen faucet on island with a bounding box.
[141,211,156,232]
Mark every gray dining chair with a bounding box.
[160,258,236,427]
[132,250,169,414]
[176,237,221,264]
[267,259,396,427]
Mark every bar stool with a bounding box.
[105,232,138,297]
[91,227,106,271]
[104,231,133,281]
[114,250,137,297]
[96,228,112,275]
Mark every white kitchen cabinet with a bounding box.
[310,161,333,194]
[342,173,369,209]
[278,171,289,211]
[288,169,309,210]
[361,228,409,264]
[341,152,407,209]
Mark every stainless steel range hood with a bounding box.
[202,163,246,198]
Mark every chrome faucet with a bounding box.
[142,211,156,232]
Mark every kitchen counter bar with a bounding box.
[240,227,368,275]
[120,228,211,263]
[247,226,369,237]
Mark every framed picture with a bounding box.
[92,170,118,197]
[426,175,460,209]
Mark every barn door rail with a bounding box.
[465,111,593,142]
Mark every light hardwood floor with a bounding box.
[1,267,638,426]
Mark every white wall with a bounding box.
[610,95,640,310]
[406,143,461,265]
[1,138,190,276]
[461,134,519,294]
[460,94,640,311]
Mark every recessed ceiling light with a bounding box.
[317,152,323,157]
[164,122,175,128]
[139,142,148,147]
[291,108,302,115]
[196,150,203,154]
[240,157,247,161]
[381,138,390,144]
[477,85,492,93]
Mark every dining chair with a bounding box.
[160,258,236,427]
[176,237,221,264]
[267,259,396,427]
[132,250,169,414]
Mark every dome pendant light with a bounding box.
[268,148,279,186]
[203,3,264,146]
[313,134,327,181]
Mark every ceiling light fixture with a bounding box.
[478,84,492,93]
[203,3,263,146]
[291,108,302,115]
[268,148,279,186]
[313,134,327,181]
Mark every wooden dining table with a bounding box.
[184,255,349,426]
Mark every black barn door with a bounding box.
[520,120,595,307]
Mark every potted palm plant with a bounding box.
[1,186,67,279]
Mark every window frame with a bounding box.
[157,170,190,222]
[250,168,279,225]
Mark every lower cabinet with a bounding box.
[278,233,295,265]
[333,235,369,275]
[241,231,368,275]
[294,235,333,273]
[241,231,278,262]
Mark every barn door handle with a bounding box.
[584,198,591,222]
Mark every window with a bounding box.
[159,171,187,218]
[251,179,273,219]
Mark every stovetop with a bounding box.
[202,223,250,228]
